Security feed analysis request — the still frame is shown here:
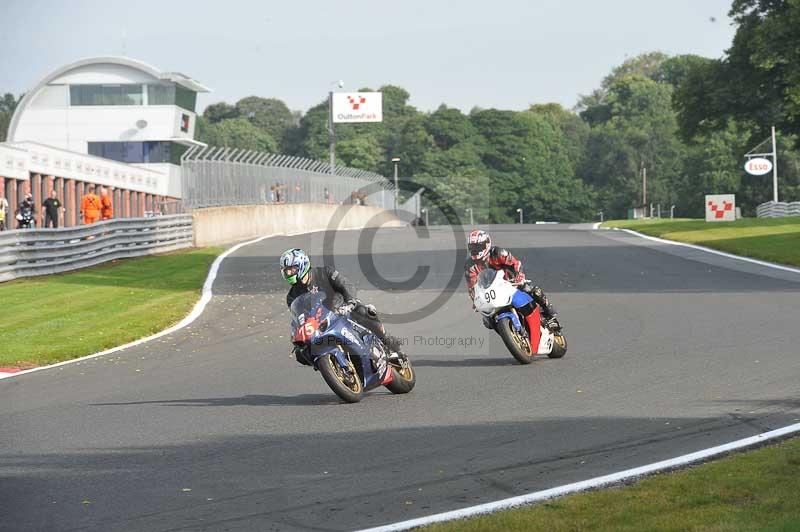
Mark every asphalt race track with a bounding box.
[2,224,799,532]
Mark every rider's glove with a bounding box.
[336,300,357,315]
[513,274,526,285]
[292,345,312,366]
[546,317,562,332]
[364,303,378,318]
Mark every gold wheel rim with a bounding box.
[330,356,362,393]
[515,329,532,355]
[398,363,414,381]
[554,335,566,348]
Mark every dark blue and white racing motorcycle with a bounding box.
[290,291,415,403]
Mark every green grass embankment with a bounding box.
[425,437,800,532]
[0,247,222,368]
[602,217,800,267]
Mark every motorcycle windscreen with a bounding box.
[289,290,327,329]
[476,268,498,289]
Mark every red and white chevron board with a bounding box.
[705,194,736,222]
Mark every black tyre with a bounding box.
[548,333,567,359]
[385,358,416,394]
[496,316,533,365]
[317,352,363,403]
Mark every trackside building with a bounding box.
[1,56,209,226]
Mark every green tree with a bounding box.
[425,105,479,150]
[582,75,686,218]
[337,136,383,170]
[0,93,21,142]
[676,1,800,142]
[235,96,295,145]
[680,120,751,216]
[577,52,670,126]
[203,102,239,123]
[471,109,594,222]
[655,54,716,88]
[527,103,590,175]
[197,117,278,152]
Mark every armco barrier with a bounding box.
[0,215,193,282]
[192,204,406,247]
[756,201,800,218]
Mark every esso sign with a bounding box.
[744,157,773,176]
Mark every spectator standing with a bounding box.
[100,187,114,220]
[80,185,102,225]
[0,190,8,231]
[42,189,63,228]
[269,185,276,204]
[275,182,285,204]
[324,187,332,205]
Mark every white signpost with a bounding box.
[328,91,383,174]
[744,157,773,176]
[744,126,779,202]
[331,92,383,123]
[705,194,736,222]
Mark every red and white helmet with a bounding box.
[467,229,491,260]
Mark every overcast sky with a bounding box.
[0,0,736,114]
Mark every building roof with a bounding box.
[7,56,211,141]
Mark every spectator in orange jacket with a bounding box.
[80,185,102,224]
[100,187,114,220]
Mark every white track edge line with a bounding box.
[358,422,800,532]
[618,228,800,275]
[0,230,310,381]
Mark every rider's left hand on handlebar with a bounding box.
[336,301,357,314]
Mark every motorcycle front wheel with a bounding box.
[496,317,533,365]
[318,353,363,403]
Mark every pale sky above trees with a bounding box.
[1,0,734,113]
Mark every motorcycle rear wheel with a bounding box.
[318,353,363,403]
[497,317,533,365]
[385,358,416,394]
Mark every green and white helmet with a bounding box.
[279,248,311,285]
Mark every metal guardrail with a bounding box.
[0,214,193,282]
[756,201,800,218]
[180,146,395,210]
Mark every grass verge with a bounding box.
[601,217,800,267]
[424,436,800,532]
[0,247,222,368]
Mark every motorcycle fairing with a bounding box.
[496,310,523,332]
[291,291,390,391]
[511,289,533,308]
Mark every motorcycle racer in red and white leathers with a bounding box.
[464,229,561,331]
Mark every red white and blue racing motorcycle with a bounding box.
[473,269,567,364]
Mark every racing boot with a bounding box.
[384,334,407,363]
[523,284,560,331]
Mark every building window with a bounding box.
[147,84,174,105]
[70,85,143,106]
[175,86,197,112]
[147,84,196,112]
[88,141,184,164]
